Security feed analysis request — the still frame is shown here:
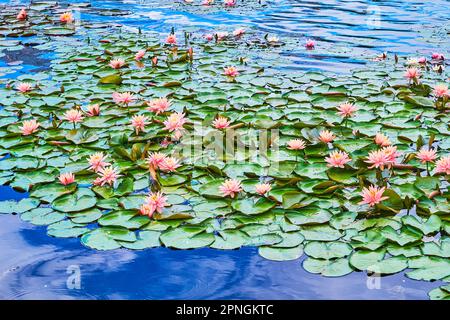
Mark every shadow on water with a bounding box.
[0,45,52,80]
[0,45,51,72]
[1,45,50,65]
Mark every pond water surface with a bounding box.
[0,0,449,299]
[0,187,440,299]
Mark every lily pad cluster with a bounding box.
[170,0,272,15]
[0,4,449,300]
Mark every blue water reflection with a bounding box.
[0,198,439,300]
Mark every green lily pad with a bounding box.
[119,230,161,250]
[349,249,385,271]
[428,285,450,300]
[211,230,249,250]
[98,210,149,229]
[304,241,353,259]
[47,220,89,238]
[402,215,442,235]
[44,27,76,36]
[30,183,77,203]
[258,245,304,261]
[286,207,332,225]
[381,226,422,246]
[52,188,97,213]
[422,239,450,258]
[99,74,123,85]
[231,197,276,215]
[303,257,353,277]
[21,207,66,225]
[0,198,40,214]
[407,256,450,281]
[300,225,342,241]
[160,226,215,249]
[81,227,136,250]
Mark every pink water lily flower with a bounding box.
[163,112,186,132]
[224,66,239,77]
[212,116,231,129]
[160,138,171,148]
[140,191,168,217]
[216,31,229,41]
[404,67,420,82]
[416,148,437,164]
[233,28,245,37]
[166,34,177,45]
[147,152,167,169]
[203,0,214,5]
[17,8,27,20]
[112,92,135,105]
[131,115,148,135]
[96,166,121,187]
[146,97,170,114]
[135,50,146,61]
[159,157,180,172]
[325,150,351,168]
[88,152,110,172]
[435,156,450,175]
[86,104,100,116]
[20,119,40,136]
[287,139,306,150]
[319,130,336,143]
[224,0,236,6]
[187,47,194,60]
[433,84,449,98]
[337,102,357,118]
[147,191,168,214]
[60,11,73,24]
[255,183,271,196]
[204,33,214,41]
[92,177,103,186]
[59,172,75,185]
[109,58,125,69]
[139,203,153,217]
[365,149,390,170]
[359,185,389,207]
[169,129,183,142]
[374,133,391,147]
[418,57,427,64]
[431,53,445,60]
[382,146,400,165]
[16,82,32,93]
[219,179,242,198]
[64,109,84,123]
[305,39,315,49]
